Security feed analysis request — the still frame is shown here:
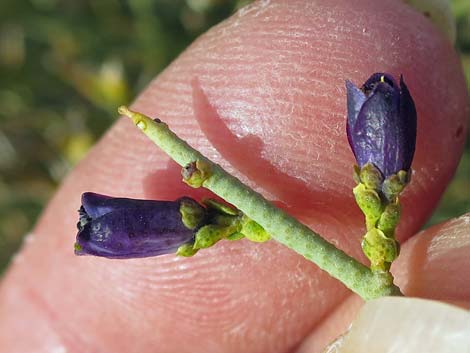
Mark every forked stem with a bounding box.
[119,106,402,300]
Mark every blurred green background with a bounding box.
[0,0,468,273]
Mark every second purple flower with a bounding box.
[346,73,417,180]
[75,193,206,259]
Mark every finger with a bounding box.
[296,214,470,353]
[329,297,468,353]
[1,1,468,353]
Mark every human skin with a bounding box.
[0,1,469,352]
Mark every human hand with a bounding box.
[0,1,468,352]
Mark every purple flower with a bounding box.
[75,192,205,259]
[346,73,417,179]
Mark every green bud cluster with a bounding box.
[353,163,409,272]
[177,161,271,257]
[182,160,212,188]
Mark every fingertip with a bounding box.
[393,213,470,301]
[1,1,468,352]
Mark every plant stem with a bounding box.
[118,106,402,300]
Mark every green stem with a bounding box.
[118,106,402,300]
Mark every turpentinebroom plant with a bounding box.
[75,72,417,301]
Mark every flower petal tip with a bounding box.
[74,242,84,256]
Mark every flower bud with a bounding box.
[74,192,205,259]
[346,73,417,179]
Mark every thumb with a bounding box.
[0,1,468,353]
[296,214,470,353]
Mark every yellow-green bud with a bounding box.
[362,228,399,272]
[241,217,271,242]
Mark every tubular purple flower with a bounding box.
[75,192,205,259]
[346,73,417,179]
